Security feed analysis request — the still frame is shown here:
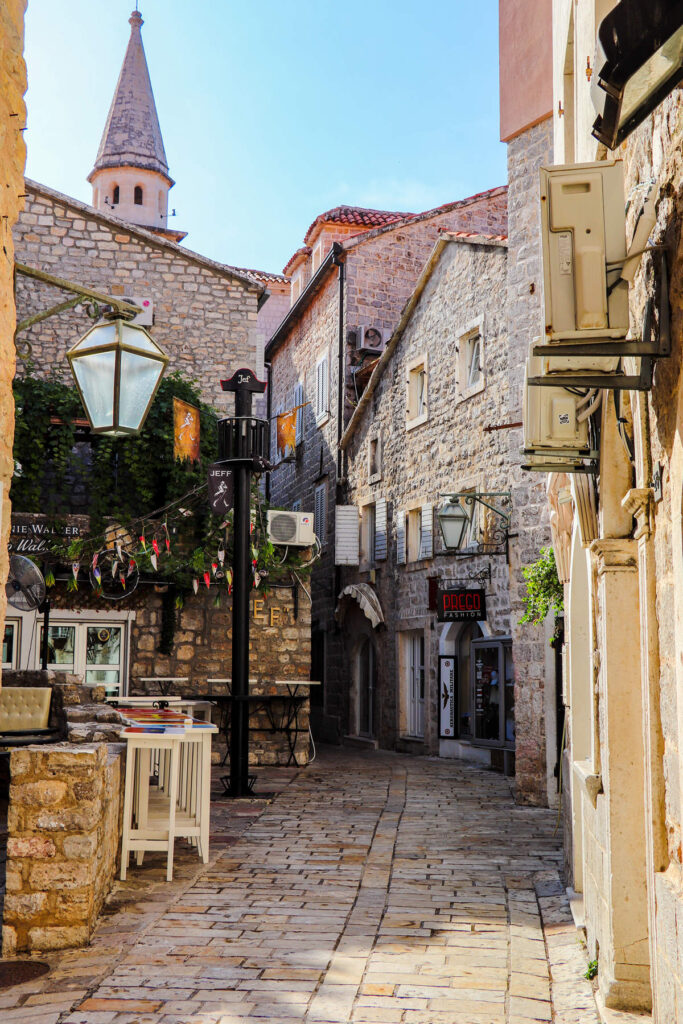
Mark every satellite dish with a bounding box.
[90,549,139,600]
[6,555,47,611]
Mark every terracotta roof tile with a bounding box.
[282,245,311,276]
[238,267,290,285]
[303,205,413,244]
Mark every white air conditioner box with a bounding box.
[523,344,590,453]
[540,160,629,343]
[267,509,315,547]
[123,295,154,326]
[352,326,390,355]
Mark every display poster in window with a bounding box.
[436,587,486,622]
[439,656,457,738]
[173,398,200,462]
[208,464,234,515]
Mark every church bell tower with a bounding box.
[88,9,186,243]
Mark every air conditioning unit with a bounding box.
[350,326,390,355]
[540,161,629,345]
[122,295,154,326]
[267,510,315,547]
[524,342,593,454]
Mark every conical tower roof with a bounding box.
[89,10,172,184]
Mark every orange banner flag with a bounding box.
[173,397,200,462]
[276,408,297,457]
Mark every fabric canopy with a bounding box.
[335,583,384,629]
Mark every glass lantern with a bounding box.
[437,497,471,551]
[66,316,169,436]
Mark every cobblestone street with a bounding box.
[1,749,602,1024]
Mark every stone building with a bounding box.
[0,0,27,652]
[266,192,508,747]
[526,0,683,1016]
[338,231,518,771]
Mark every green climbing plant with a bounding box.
[518,546,564,626]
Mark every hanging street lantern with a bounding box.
[437,497,471,551]
[66,314,169,436]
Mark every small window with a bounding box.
[368,433,382,483]
[407,508,422,562]
[314,483,327,548]
[311,241,324,273]
[361,503,376,567]
[406,355,428,429]
[458,320,486,399]
[294,382,304,445]
[290,274,303,306]
[292,499,302,512]
[134,185,143,206]
[315,353,329,425]
[2,621,19,670]
[112,185,120,205]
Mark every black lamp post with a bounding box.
[218,368,267,797]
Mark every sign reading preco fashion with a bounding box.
[436,587,487,622]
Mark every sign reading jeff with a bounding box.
[436,587,487,622]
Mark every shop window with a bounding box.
[134,185,143,206]
[457,621,482,738]
[406,355,428,429]
[37,621,126,695]
[2,621,19,669]
[471,638,513,747]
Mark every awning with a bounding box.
[335,583,384,629]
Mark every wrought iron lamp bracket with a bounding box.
[444,491,512,532]
[442,564,492,588]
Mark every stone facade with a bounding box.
[548,1,683,1016]
[505,118,556,805]
[267,191,508,743]
[13,180,263,410]
[0,0,27,654]
[2,742,124,955]
[341,233,519,765]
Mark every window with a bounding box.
[471,638,513,747]
[294,382,304,445]
[311,241,324,274]
[315,352,329,425]
[134,185,143,206]
[406,355,428,429]
[457,319,486,399]
[314,482,327,548]
[361,503,376,567]
[407,504,433,562]
[292,499,302,512]
[38,623,124,694]
[368,433,382,484]
[273,402,283,463]
[2,621,19,669]
[405,632,425,738]
[112,185,120,205]
[290,273,303,306]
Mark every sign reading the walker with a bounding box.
[207,464,234,515]
[439,656,456,738]
[436,587,486,622]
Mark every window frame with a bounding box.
[294,381,304,445]
[360,502,377,568]
[368,431,382,484]
[2,620,20,670]
[406,354,428,430]
[134,185,144,206]
[315,351,330,427]
[457,316,486,401]
[314,481,327,549]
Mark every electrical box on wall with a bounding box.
[540,161,629,343]
[267,510,315,547]
[522,345,591,453]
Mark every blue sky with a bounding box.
[24,1,506,275]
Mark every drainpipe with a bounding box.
[265,360,272,502]
[333,252,345,622]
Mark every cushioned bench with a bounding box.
[0,686,60,746]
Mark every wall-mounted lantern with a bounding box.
[66,314,169,436]
[437,492,511,554]
[592,1,683,149]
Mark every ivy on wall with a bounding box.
[519,546,564,626]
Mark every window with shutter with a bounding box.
[419,504,433,560]
[407,508,422,562]
[315,353,329,425]
[396,510,406,565]
[335,506,359,566]
[314,483,327,548]
[294,382,304,444]
[273,403,283,464]
[375,498,387,561]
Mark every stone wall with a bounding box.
[342,234,518,760]
[505,118,555,805]
[2,742,124,954]
[13,180,262,410]
[0,0,27,653]
[268,190,508,743]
